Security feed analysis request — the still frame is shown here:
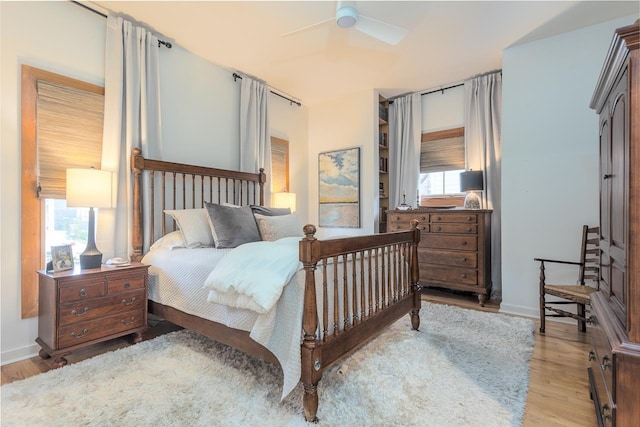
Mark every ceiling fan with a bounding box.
[281,1,409,46]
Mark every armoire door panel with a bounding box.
[600,118,611,243]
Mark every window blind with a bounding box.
[36,80,104,199]
[420,135,465,173]
[270,137,289,193]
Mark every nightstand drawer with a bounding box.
[419,249,477,268]
[58,290,146,326]
[59,281,105,303]
[430,223,477,234]
[107,275,145,294]
[421,234,477,251]
[58,309,145,348]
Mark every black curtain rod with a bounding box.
[232,73,301,107]
[420,83,464,96]
[70,1,172,48]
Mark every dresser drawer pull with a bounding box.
[461,241,467,246]
[420,216,426,220]
[71,328,89,339]
[601,404,611,420]
[601,355,611,371]
[436,226,442,231]
[121,316,136,326]
[460,273,467,279]
[466,216,472,222]
[587,316,596,326]
[79,289,88,297]
[122,297,137,306]
[588,351,596,361]
[123,282,131,289]
[419,226,426,231]
[71,307,90,316]
[466,227,472,232]
[436,216,441,221]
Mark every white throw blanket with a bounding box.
[203,237,303,314]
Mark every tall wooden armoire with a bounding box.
[587,20,639,427]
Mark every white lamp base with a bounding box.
[463,192,481,209]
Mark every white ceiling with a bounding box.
[94,1,639,106]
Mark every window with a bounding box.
[419,127,465,202]
[270,136,289,192]
[21,65,104,318]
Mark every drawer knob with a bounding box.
[124,282,130,289]
[79,289,87,297]
[71,307,90,316]
[601,355,611,371]
[587,316,596,326]
[461,257,467,262]
[71,328,89,339]
[436,216,441,221]
[122,296,137,306]
[466,216,472,221]
[420,216,426,220]
[461,274,467,279]
[436,226,441,231]
[602,404,612,420]
[121,316,136,326]
[588,351,596,361]
[466,227,472,232]
[461,241,467,246]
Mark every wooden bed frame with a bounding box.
[130,148,421,422]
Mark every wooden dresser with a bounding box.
[387,208,492,306]
[587,21,640,427]
[36,263,149,367]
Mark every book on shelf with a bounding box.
[379,133,387,147]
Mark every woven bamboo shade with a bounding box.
[36,80,104,199]
[271,137,289,193]
[420,135,465,173]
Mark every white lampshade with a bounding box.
[66,168,114,208]
[272,192,296,213]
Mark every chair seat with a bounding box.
[545,284,597,304]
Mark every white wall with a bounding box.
[500,15,636,318]
[0,1,308,363]
[307,90,376,239]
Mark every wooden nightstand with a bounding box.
[36,262,149,368]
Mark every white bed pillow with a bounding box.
[164,208,214,248]
[255,213,303,241]
[149,230,186,251]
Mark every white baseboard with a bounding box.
[1,343,39,366]
[499,303,539,319]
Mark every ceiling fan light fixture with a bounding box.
[336,6,357,28]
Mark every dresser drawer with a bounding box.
[419,249,477,268]
[58,290,146,326]
[106,275,146,294]
[588,365,615,427]
[421,234,477,251]
[388,221,428,232]
[58,309,145,348]
[430,213,477,224]
[58,281,105,303]
[430,223,477,234]
[589,314,615,401]
[421,265,478,285]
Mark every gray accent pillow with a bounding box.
[249,205,291,217]
[204,202,261,248]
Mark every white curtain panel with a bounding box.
[98,15,163,260]
[239,75,271,205]
[464,71,502,297]
[389,93,422,210]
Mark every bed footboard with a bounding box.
[299,221,421,422]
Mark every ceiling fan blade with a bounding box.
[281,16,334,38]
[354,14,408,45]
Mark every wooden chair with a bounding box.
[536,225,600,333]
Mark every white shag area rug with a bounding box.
[1,302,535,427]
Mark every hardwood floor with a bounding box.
[2,290,596,426]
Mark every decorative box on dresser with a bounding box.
[587,21,640,427]
[36,263,149,368]
[387,208,492,306]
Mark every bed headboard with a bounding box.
[130,148,266,260]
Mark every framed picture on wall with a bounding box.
[318,147,360,228]
[51,244,74,272]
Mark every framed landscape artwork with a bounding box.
[318,147,360,228]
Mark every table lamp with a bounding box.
[460,170,483,209]
[272,192,296,213]
[66,168,114,269]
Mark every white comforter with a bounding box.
[203,237,302,314]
